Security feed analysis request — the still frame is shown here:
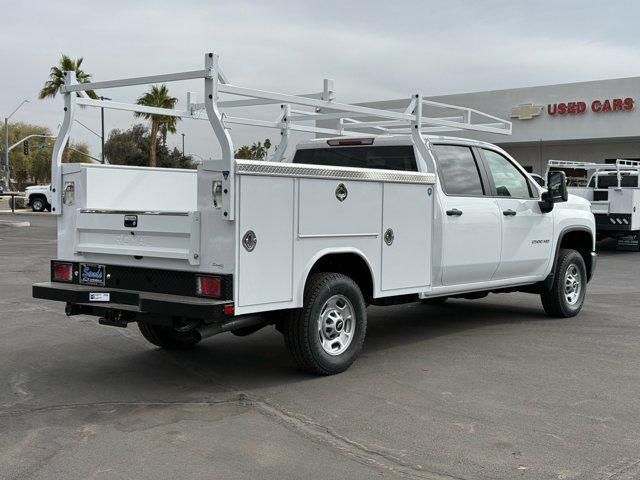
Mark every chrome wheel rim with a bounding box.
[564,263,582,305]
[318,294,355,355]
[33,199,43,210]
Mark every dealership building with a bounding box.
[363,76,640,174]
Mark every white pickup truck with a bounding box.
[25,184,52,212]
[32,53,596,375]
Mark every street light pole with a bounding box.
[181,133,185,156]
[2,99,29,190]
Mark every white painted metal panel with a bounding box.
[492,198,553,280]
[74,211,200,265]
[83,165,197,212]
[298,179,381,237]
[440,196,502,285]
[238,176,294,306]
[381,183,431,291]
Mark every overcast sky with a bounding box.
[2,0,640,161]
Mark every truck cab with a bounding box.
[293,135,595,297]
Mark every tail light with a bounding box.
[196,275,221,298]
[327,138,374,146]
[53,262,74,282]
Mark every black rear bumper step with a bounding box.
[33,282,231,320]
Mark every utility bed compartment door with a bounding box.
[381,183,431,291]
[237,176,294,307]
[74,211,201,265]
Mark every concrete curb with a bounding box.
[0,220,31,227]
[0,210,49,216]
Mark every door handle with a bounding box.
[446,209,463,216]
[503,209,517,216]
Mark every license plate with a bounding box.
[89,292,110,302]
[80,263,105,286]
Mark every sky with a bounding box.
[2,0,640,161]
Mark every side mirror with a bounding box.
[539,170,568,213]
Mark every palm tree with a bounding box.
[134,85,179,167]
[39,54,98,99]
[235,145,253,159]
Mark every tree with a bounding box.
[105,124,194,170]
[134,85,179,167]
[39,54,98,100]
[0,121,91,188]
[234,138,272,160]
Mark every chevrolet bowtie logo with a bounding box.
[510,103,543,120]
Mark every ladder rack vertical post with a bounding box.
[50,71,77,216]
[271,104,291,162]
[411,94,431,172]
[204,52,235,221]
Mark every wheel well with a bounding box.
[559,230,594,280]
[29,193,47,204]
[308,253,374,301]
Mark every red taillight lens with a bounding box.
[53,262,74,282]
[196,276,221,297]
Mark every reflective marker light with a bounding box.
[223,304,234,316]
[53,262,74,282]
[196,275,221,297]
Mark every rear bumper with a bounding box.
[32,282,232,320]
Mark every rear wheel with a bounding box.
[31,197,45,212]
[138,321,201,349]
[282,272,367,375]
[541,249,586,318]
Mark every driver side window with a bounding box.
[482,149,534,198]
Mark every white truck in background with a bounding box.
[547,159,640,250]
[32,53,596,375]
[25,184,52,212]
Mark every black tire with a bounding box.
[138,322,201,349]
[282,272,367,375]
[421,296,448,305]
[541,249,587,318]
[31,197,46,212]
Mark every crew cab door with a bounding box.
[479,148,553,279]
[432,145,502,285]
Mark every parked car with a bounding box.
[25,184,51,212]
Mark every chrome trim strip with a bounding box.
[80,209,190,216]
[298,232,379,239]
[236,160,436,184]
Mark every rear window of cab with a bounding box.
[292,146,417,172]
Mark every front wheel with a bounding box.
[541,249,587,318]
[282,272,367,375]
[31,197,46,212]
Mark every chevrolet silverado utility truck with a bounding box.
[32,53,596,375]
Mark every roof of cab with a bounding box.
[295,134,500,151]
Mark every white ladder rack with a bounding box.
[51,52,512,219]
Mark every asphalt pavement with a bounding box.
[1,216,639,480]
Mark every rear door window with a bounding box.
[292,145,417,171]
[432,145,485,196]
